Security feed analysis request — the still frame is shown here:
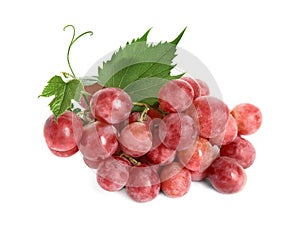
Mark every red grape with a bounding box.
[90,87,132,124]
[231,103,262,135]
[147,109,163,119]
[177,137,212,172]
[97,156,130,192]
[147,144,176,166]
[220,136,256,169]
[186,96,230,138]
[159,113,198,151]
[158,79,194,113]
[210,114,238,146]
[119,122,152,157]
[160,162,191,198]
[207,156,247,193]
[181,75,201,99]
[79,121,119,160]
[195,78,210,96]
[126,166,160,202]
[43,111,83,157]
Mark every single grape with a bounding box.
[126,166,160,202]
[207,156,247,194]
[195,78,210,96]
[159,113,198,151]
[119,122,152,157]
[177,137,212,172]
[186,96,230,138]
[220,136,256,169]
[83,156,102,169]
[160,162,191,198]
[210,114,238,146]
[43,111,83,157]
[231,103,262,135]
[147,144,176,166]
[90,87,132,124]
[180,75,201,99]
[79,121,119,160]
[158,79,194,113]
[97,156,130,192]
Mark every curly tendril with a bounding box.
[63,25,93,78]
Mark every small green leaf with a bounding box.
[39,76,83,119]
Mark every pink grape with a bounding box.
[119,122,152,157]
[181,75,201,99]
[210,114,238,146]
[158,79,194,113]
[146,144,176,166]
[160,162,191,198]
[207,156,247,194]
[90,87,132,124]
[97,156,130,192]
[231,103,262,135]
[195,78,210,96]
[177,137,212,172]
[43,111,83,157]
[199,145,220,172]
[186,96,230,138]
[159,113,198,151]
[220,136,256,169]
[126,166,160,202]
[79,121,119,160]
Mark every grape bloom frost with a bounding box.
[40,25,262,202]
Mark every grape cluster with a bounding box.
[43,76,262,202]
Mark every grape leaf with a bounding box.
[39,75,83,119]
[98,28,186,103]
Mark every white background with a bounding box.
[0,0,299,226]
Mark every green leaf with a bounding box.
[39,75,83,119]
[98,28,186,102]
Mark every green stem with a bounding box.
[133,102,150,122]
[63,25,93,78]
[119,152,141,166]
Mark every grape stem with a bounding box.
[63,25,93,78]
[119,152,141,166]
[132,102,150,122]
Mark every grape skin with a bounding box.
[158,79,194,113]
[90,87,132,124]
[195,79,210,96]
[147,144,176,166]
[97,156,130,192]
[83,156,102,169]
[126,166,160,202]
[160,162,191,198]
[159,113,198,151]
[181,75,201,99]
[231,103,262,135]
[79,121,119,160]
[220,136,256,169]
[186,96,230,138]
[177,137,212,172]
[119,122,152,157]
[207,156,247,194]
[43,111,83,157]
[210,114,238,146]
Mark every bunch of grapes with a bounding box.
[43,75,262,202]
